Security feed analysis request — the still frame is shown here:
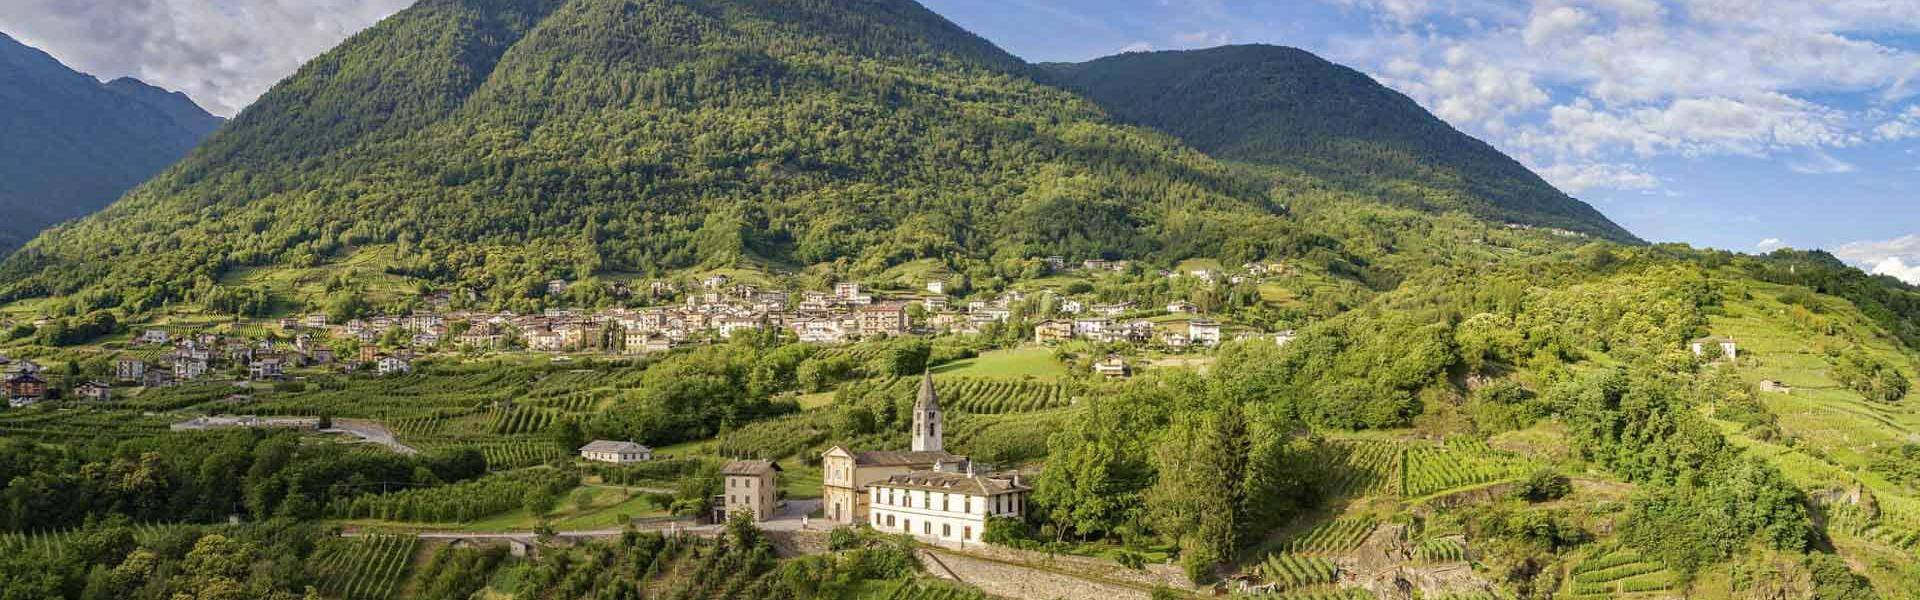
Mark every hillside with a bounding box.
[0,33,222,253]
[1041,45,1639,243]
[0,0,1321,314]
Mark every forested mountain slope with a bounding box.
[0,0,1325,314]
[1041,45,1639,243]
[0,33,222,253]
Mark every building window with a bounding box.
[924,521,932,535]
[942,524,951,538]
[963,496,971,513]
[964,526,972,541]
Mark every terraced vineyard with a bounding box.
[936,378,1078,414]
[0,523,209,558]
[1414,537,1468,562]
[1320,437,1534,499]
[1259,554,1339,589]
[310,534,418,600]
[1246,587,1374,600]
[0,408,173,442]
[1281,519,1376,554]
[876,578,988,600]
[1566,549,1678,598]
[1320,440,1399,497]
[1826,502,1920,550]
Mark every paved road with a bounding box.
[325,419,417,455]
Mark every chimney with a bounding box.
[966,461,974,477]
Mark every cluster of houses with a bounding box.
[0,358,110,408]
[113,329,410,391]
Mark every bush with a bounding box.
[1512,469,1572,503]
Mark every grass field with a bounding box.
[931,347,1066,381]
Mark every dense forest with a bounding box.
[1040,45,1638,243]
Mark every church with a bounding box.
[820,370,1029,540]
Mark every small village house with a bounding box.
[5,372,47,406]
[1690,336,1738,360]
[115,358,147,382]
[1034,320,1073,344]
[578,440,653,464]
[1093,355,1130,379]
[719,460,781,522]
[73,381,111,401]
[1188,320,1223,346]
[376,356,412,376]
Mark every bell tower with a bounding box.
[911,369,942,452]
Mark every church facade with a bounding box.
[820,370,968,525]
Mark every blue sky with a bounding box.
[921,0,1920,281]
[4,0,1916,280]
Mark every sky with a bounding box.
[1,0,1916,282]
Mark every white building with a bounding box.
[866,470,1031,544]
[376,356,413,376]
[578,440,653,464]
[1188,320,1222,346]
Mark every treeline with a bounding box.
[0,430,485,531]
[1030,367,1322,580]
[0,517,335,600]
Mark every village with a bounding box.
[1,258,1301,409]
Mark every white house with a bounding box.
[578,440,653,464]
[1188,320,1222,346]
[1690,336,1738,360]
[376,356,413,376]
[866,469,1031,545]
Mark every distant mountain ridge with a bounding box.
[1041,45,1640,243]
[0,32,223,253]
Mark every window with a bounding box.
[924,521,932,535]
[963,496,971,513]
[963,526,972,541]
[942,524,951,538]
[941,494,949,512]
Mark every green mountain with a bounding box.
[0,0,1319,312]
[0,33,223,253]
[1041,45,1639,243]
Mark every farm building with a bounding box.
[718,460,781,522]
[578,440,653,464]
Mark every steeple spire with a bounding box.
[911,369,942,452]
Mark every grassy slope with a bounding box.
[1686,277,1920,594]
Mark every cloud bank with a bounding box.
[1325,0,1920,194]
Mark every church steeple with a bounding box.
[911,369,942,452]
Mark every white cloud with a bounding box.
[1523,4,1593,47]
[1756,237,1785,250]
[1119,41,1155,53]
[1538,162,1662,192]
[1877,106,1920,141]
[1323,0,1435,25]
[1328,0,1920,184]
[0,0,414,116]
[1835,235,1920,284]
[1787,150,1859,175]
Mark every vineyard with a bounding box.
[1319,437,1534,500]
[1245,587,1374,600]
[1259,554,1339,589]
[1565,549,1678,598]
[871,579,989,600]
[1400,439,1535,498]
[310,534,418,600]
[0,523,213,558]
[1826,503,1920,550]
[1279,519,1377,554]
[0,408,172,443]
[1413,537,1468,562]
[328,469,578,523]
[935,378,1079,414]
